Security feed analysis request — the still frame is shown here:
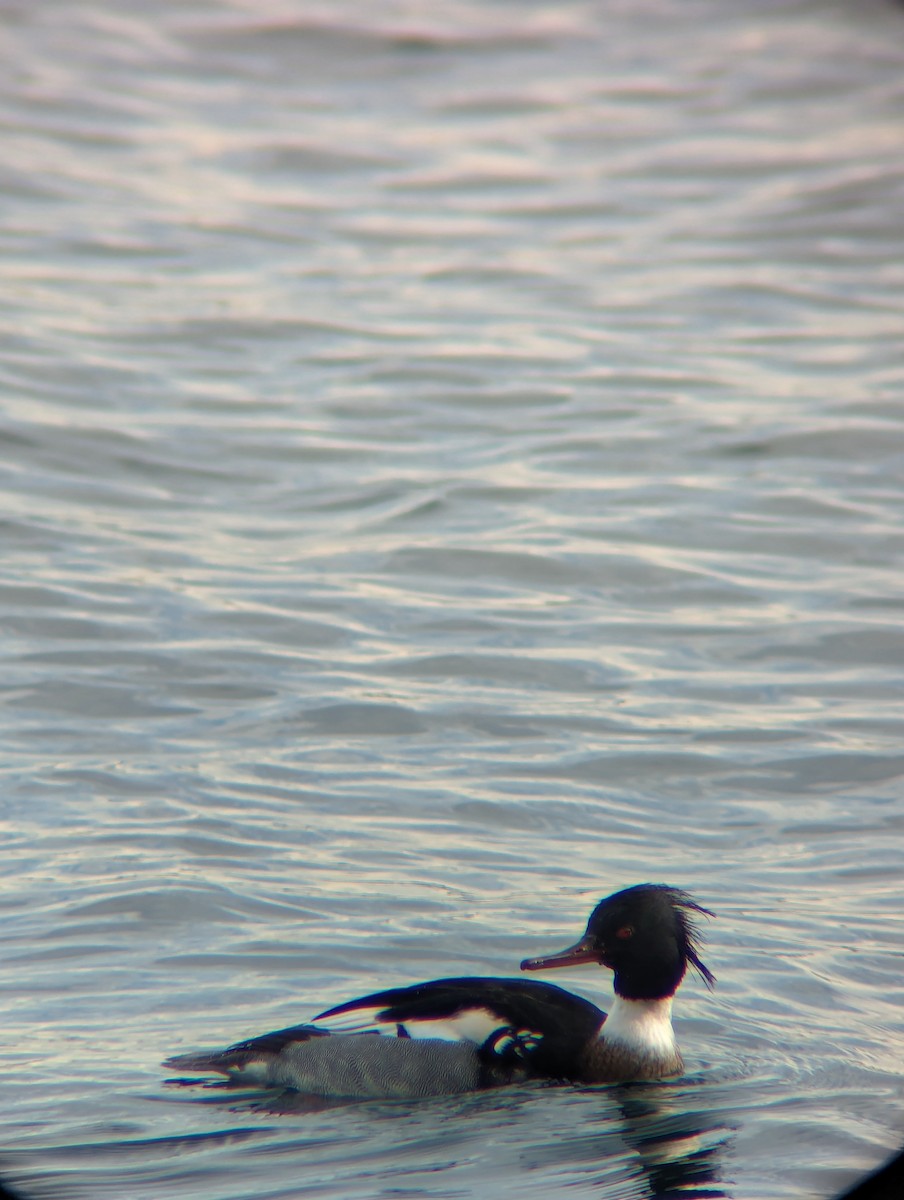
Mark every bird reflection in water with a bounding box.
[609,1082,734,1199]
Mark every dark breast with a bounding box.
[576,1040,684,1083]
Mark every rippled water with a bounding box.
[3,1,904,1197]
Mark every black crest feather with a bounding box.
[662,886,716,990]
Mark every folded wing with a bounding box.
[316,976,606,1073]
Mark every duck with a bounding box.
[164,883,715,1099]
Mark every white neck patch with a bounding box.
[600,995,676,1057]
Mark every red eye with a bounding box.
[616,925,634,939]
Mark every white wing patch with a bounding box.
[314,1005,504,1044]
[400,1008,503,1044]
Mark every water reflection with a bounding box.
[232,1077,733,1198]
[612,1083,734,1199]
[163,1073,735,1196]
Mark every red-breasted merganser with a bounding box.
[164,883,715,1099]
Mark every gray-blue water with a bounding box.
[2,1,903,1197]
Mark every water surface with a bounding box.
[2,1,903,1197]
